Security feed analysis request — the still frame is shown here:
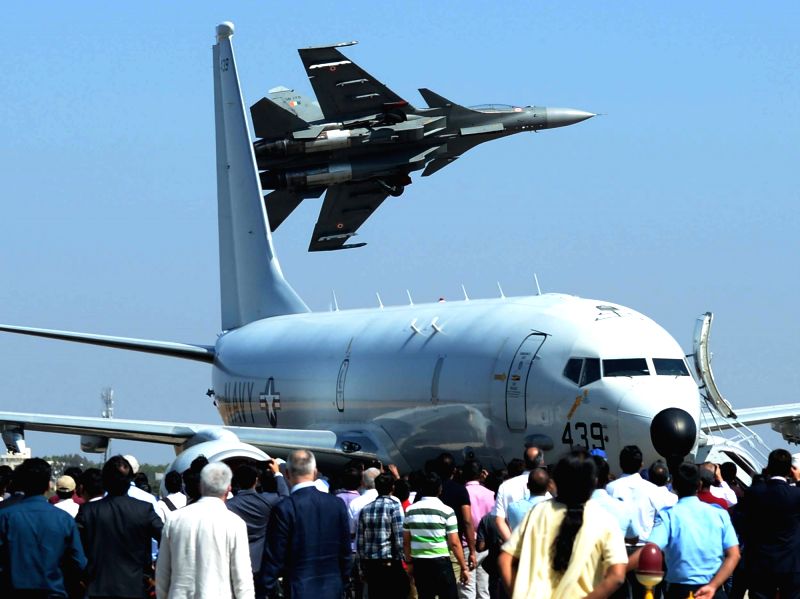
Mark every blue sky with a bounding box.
[1,3,798,464]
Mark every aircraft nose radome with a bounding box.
[544,108,596,129]
[650,407,697,461]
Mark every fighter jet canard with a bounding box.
[250,41,596,252]
[2,23,798,482]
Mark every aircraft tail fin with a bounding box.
[213,23,310,330]
[250,96,309,139]
[418,88,477,115]
[267,86,325,123]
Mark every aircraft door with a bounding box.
[505,333,547,431]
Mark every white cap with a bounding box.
[123,454,140,474]
[792,453,800,469]
[216,22,234,40]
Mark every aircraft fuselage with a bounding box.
[212,293,700,472]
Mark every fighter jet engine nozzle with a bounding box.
[650,407,697,462]
[261,163,354,190]
[255,130,357,159]
[544,107,596,129]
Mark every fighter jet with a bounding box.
[251,42,595,251]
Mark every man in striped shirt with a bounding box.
[404,472,470,599]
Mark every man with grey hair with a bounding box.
[156,462,254,598]
[347,467,381,545]
[260,449,351,599]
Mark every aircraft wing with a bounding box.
[421,137,486,177]
[0,411,385,461]
[308,181,391,252]
[298,43,408,121]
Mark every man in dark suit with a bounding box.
[227,462,289,595]
[76,455,163,599]
[739,448,800,599]
[260,449,351,599]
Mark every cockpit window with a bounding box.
[563,357,601,387]
[563,358,582,384]
[653,358,690,376]
[603,358,649,377]
[581,359,600,386]
[469,103,516,112]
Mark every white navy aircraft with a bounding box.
[1,23,798,479]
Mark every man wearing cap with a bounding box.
[54,475,80,518]
[630,461,739,599]
[124,454,160,511]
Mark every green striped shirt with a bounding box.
[404,496,457,558]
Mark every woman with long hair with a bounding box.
[498,452,627,599]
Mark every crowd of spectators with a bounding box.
[0,444,798,599]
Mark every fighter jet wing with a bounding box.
[421,137,486,177]
[308,181,391,251]
[298,43,409,121]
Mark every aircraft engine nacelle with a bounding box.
[255,130,357,158]
[772,418,800,444]
[80,434,110,454]
[160,428,270,495]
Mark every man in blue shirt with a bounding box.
[630,461,740,599]
[506,468,550,531]
[0,458,87,597]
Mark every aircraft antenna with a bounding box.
[534,273,542,296]
[100,387,114,462]
[461,284,470,301]
[331,290,340,312]
[406,290,414,306]
[496,282,506,299]
[376,292,384,309]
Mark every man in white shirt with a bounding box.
[606,445,661,543]
[347,467,381,543]
[155,470,187,521]
[53,475,80,518]
[699,462,738,507]
[123,454,160,510]
[493,445,544,541]
[647,460,678,513]
[156,462,254,599]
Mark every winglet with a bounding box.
[213,23,309,329]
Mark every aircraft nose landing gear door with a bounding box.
[505,333,547,431]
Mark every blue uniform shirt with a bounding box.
[648,495,737,585]
[0,495,87,596]
[506,495,548,531]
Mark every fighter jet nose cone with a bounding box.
[216,21,235,39]
[544,108,596,129]
[650,407,697,460]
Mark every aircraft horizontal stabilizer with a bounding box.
[251,97,309,139]
[0,324,214,363]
